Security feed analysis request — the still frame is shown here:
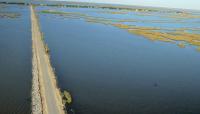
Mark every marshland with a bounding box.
[36,3,200,114]
[0,1,200,114]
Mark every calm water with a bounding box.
[0,4,31,114]
[37,6,200,114]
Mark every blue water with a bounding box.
[37,6,200,114]
[0,4,31,114]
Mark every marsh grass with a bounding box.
[41,9,200,51]
[0,12,21,18]
[41,10,66,14]
[41,10,85,16]
[169,12,200,19]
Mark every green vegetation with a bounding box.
[99,6,158,12]
[37,3,95,9]
[36,2,160,13]
[41,10,67,15]
[61,90,74,113]
[62,90,72,105]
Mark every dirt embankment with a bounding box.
[31,5,65,114]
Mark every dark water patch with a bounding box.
[0,4,31,114]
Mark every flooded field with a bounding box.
[37,5,200,114]
[0,4,31,114]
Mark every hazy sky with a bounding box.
[65,0,200,10]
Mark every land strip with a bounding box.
[31,5,65,114]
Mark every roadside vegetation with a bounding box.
[61,90,74,114]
